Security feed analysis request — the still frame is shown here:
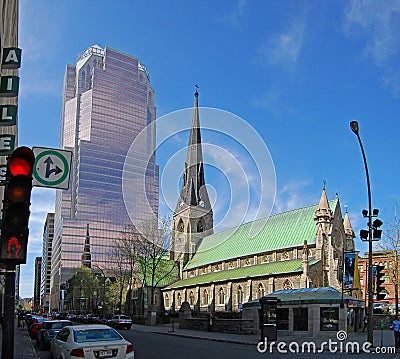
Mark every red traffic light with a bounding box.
[9,146,34,176]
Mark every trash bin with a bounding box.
[262,323,277,341]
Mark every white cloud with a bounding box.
[250,90,294,118]
[258,15,306,70]
[222,0,247,30]
[343,0,400,96]
[273,179,316,214]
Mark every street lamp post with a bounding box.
[93,264,106,318]
[350,120,374,344]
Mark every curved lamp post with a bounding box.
[350,120,374,344]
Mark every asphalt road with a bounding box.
[33,328,400,359]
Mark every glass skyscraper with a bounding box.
[50,46,159,309]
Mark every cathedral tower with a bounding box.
[169,90,213,277]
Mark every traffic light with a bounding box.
[375,265,386,301]
[0,146,35,264]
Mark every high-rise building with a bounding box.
[40,213,54,311]
[50,46,158,309]
[33,257,42,310]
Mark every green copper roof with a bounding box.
[185,199,337,270]
[165,258,320,290]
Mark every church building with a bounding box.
[163,91,357,314]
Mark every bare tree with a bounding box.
[375,204,400,316]
[138,215,179,307]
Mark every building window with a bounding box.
[189,291,195,306]
[154,292,158,306]
[293,308,308,331]
[282,251,289,260]
[177,220,184,232]
[197,221,203,232]
[177,293,182,307]
[165,294,169,307]
[277,308,289,330]
[202,290,209,306]
[244,258,251,266]
[320,307,339,331]
[258,283,265,298]
[218,288,225,305]
[237,286,243,304]
[263,255,269,263]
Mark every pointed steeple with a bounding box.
[81,223,92,268]
[175,90,211,213]
[344,209,355,252]
[314,186,332,221]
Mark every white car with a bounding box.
[50,324,134,359]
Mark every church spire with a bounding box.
[314,186,332,221]
[175,89,211,213]
[81,223,91,268]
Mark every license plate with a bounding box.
[98,350,112,357]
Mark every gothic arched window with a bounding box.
[237,286,243,304]
[165,294,169,307]
[257,283,265,298]
[282,279,293,290]
[218,288,225,305]
[177,293,182,307]
[177,220,184,232]
[202,290,209,305]
[197,221,203,232]
[189,291,195,305]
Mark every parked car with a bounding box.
[29,316,45,338]
[50,324,134,359]
[36,320,72,350]
[108,315,132,330]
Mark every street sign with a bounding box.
[32,147,72,189]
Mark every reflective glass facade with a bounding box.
[50,46,158,309]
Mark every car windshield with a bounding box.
[119,316,130,320]
[44,322,71,329]
[73,328,122,343]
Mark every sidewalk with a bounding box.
[0,320,38,359]
[133,323,397,348]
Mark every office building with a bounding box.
[40,213,54,311]
[50,45,158,309]
[33,257,42,310]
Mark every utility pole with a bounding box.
[2,266,16,359]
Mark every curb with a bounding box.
[28,335,40,359]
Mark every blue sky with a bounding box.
[18,0,400,298]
